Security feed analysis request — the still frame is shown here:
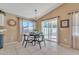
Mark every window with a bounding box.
[20,20,35,34]
[0,14,4,26]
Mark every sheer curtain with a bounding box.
[72,12,79,36]
[72,12,79,49]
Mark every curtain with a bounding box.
[71,12,79,49]
[72,12,79,36]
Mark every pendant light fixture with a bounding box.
[34,9,37,22]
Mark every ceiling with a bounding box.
[0,3,63,20]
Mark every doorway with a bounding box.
[41,18,58,43]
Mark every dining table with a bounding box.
[23,32,45,49]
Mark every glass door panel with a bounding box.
[42,20,49,39]
[41,18,58,42]
[48,19,57,42]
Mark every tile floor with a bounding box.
[0,41,79,55]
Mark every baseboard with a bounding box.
[45,39,57,42]
[60,43,71,48]
[4,41,19,46]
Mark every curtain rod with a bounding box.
[68,11,79,15]
[41,16,60,21]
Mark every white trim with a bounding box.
[4,41,19,46]
[60,43,71,48]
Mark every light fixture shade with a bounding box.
[35,9,37,12]
[0,10,6,16]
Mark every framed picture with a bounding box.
[7,19,16,26]
[60,19,69,28]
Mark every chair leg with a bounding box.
[32,41,36,46]
[25,41,27,48]
[34,41,36,46]
[42,36,46,47]
[38,41,41,49]
[44,40,46,47]
[22,40,25,46]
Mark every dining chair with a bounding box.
[22,34,34,48]
[36,34,46,49]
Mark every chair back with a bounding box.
[24,34,29,40]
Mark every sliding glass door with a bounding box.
[49,19,58,42]
[41,18,58,42]
[42,20,49,39]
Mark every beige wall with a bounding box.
[36,3,79,47]
[3,13,20,45]
[3,13,34,45]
